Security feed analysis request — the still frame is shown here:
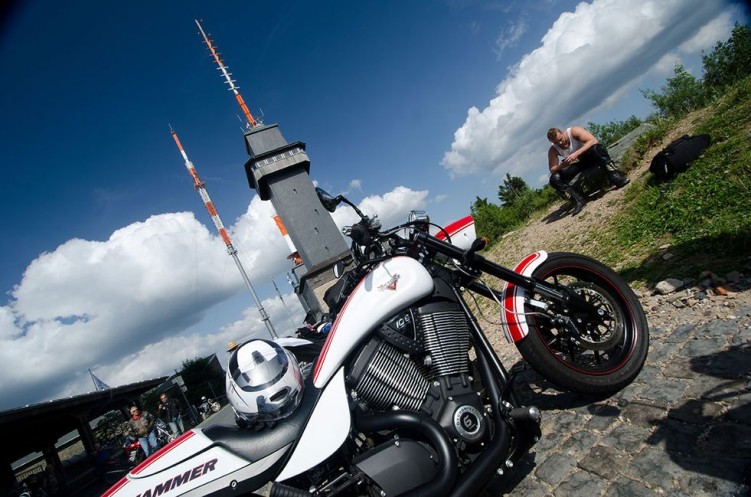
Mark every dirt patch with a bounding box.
[485,110,711,290]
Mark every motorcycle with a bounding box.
[121,436,144,467]
[103,189,648,497]
[155,417,178,447]
[197,398,221,421]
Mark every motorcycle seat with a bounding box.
[202,374,321,462]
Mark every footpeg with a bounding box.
[509,406,541,423]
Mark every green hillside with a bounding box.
[486,75,751,288]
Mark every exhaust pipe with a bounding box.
[355,409,458,497]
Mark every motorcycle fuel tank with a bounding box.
[313,256,434,388]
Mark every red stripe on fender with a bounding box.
[435,215,474,240]
[131,430,197,475]
[503,252,545,342]
[101,476,128,496]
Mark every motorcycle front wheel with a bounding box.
[515,252,649,394]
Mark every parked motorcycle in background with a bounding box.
[104,190,648,497]
[121,435,144,467]
[154,418,177,446]
[197,396,220,421]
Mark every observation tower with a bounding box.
[196,19,351,319]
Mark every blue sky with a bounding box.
[0,0,747,411]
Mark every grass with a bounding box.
[610,77,751,285]
[490,76,751,288]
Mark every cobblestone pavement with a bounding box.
[481,286,751,497]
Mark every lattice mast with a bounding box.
[170,127,277,338]
[195,19,258,129]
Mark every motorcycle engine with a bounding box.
[346,299,488,448]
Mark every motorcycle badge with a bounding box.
[378,273,400,291]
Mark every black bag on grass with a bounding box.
[649,134,711,181]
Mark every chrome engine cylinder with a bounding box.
[347,301,472,412]
[348,338,428,411]
[416,301,471,379]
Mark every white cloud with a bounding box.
[679,8,738,54]
[330,186,430,231]
[348,179,363,191]
[442,0,734,184]
[0,212,245,408]
[494,17,528,58]
[0,185,427,410]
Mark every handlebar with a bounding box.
[413,231,535,292]
[340,220,586,312]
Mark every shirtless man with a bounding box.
[547,126,629,215]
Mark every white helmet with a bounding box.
[226,339,304,426]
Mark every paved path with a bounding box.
[482,288,751,497]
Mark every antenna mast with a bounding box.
[170,127,277,339]
[195,19,258,129]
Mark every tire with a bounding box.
[515,252,649,394]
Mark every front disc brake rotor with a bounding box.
[567,282,625,351]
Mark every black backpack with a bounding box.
[649,134,711,181]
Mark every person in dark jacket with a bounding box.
[158,393,185,435]
[126,406,159,456]
[547,126,629,215]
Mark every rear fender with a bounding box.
[102,430,284,497]
[500,251,548,342]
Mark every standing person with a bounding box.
[41,466,60,497]
[547,126,629,215]
[126,405,159,457]
[197,396,211,421]
[92,442,110,482]
[158,392,185,435]
[227,340,239,355]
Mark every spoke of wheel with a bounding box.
[593,350,603,365]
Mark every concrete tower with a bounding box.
[194,19,349,320]
[242,123,351,319]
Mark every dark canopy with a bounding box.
[0,377,167,493]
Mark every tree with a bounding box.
[471,197,512,241]
[497,173,530,206]
[180,356,226,406]
[95,410,128,443]
[586,116,642,146]
[702,23,751,91]
[641,64,708,118]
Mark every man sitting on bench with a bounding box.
[547,126,629,215]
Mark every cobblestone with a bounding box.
[484,287,751,496]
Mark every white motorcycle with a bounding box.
[198,397,221,421]
[103,189,648,497]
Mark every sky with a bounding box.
[0,0,747,412]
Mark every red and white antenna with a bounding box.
[170,126,277,339]
[273,214,302,265]
[195,19,258,129]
